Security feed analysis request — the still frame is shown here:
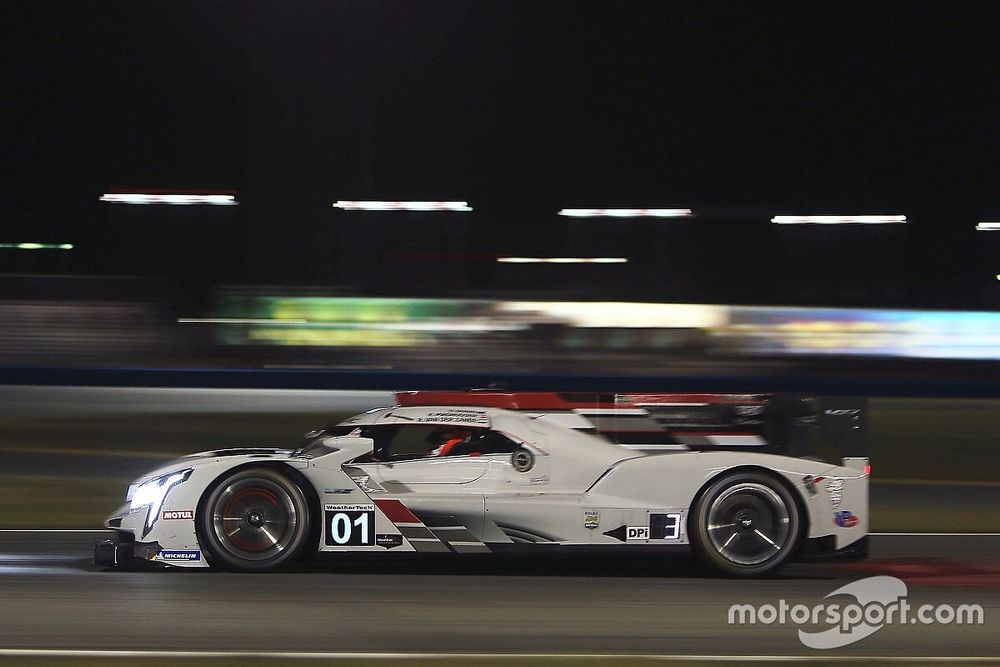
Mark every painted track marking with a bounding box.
[0,650,998,662]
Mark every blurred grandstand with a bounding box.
[2,274,998,380]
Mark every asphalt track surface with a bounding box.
[0,531,997,660]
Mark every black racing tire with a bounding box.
[690,471,802,577]
[197,466,311,572]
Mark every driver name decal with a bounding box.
[417,409,489,425]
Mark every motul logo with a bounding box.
[161,510,194,520]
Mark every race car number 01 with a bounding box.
[325,509,376,546]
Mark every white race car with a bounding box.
[95,391,869,576]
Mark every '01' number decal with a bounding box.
[324,504,376,546]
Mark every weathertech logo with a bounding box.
[161,510,194,520]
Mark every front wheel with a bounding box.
[690,471,801,577]
[197,467,311,572]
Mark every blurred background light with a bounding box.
[496,257,628,264]
[558,208,693,218]
[495,301,728,328]
[193,294,1000,360]
[976,222,1000,231]
[771,215,907,225]
[333,201,472,211]
[5,288,1000,366]
[0,243,74,250]
[177,318,309,325]
[99,193,237,205]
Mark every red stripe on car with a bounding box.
[374,498,421,524]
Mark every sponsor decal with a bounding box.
[529,475,550,486]
[159,550,201,561]
[803,475,821,496]
[825,479,845,509]
[161,510,194,520]
[325,503,375,512]
[375,533,404,549]
[626,526,650,541]
[834,510,859,528]
[323,488,354,495]
[584,510,601,530]
[349,475,382,494]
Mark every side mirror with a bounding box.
[309,436,376,463]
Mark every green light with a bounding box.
[0,242,74,250]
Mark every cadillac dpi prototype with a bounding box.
[95,391,869,576]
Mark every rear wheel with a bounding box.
[198,467,311,572]
[690,471,801,577]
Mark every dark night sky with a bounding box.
[5,2,1000,308]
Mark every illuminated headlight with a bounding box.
[129,469,192,537]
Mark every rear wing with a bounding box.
[395,391,866,463]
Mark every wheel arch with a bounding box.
[686,464,810,555]
[194,461,322,566]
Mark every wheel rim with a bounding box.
[706,482,791,566]
[211,477,300,562]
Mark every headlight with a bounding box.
[129,469,192,537]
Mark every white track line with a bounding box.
[873,478,1000,488]
[0,650,997,662]
[868,533,1000,537]
[0,529,109,533]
